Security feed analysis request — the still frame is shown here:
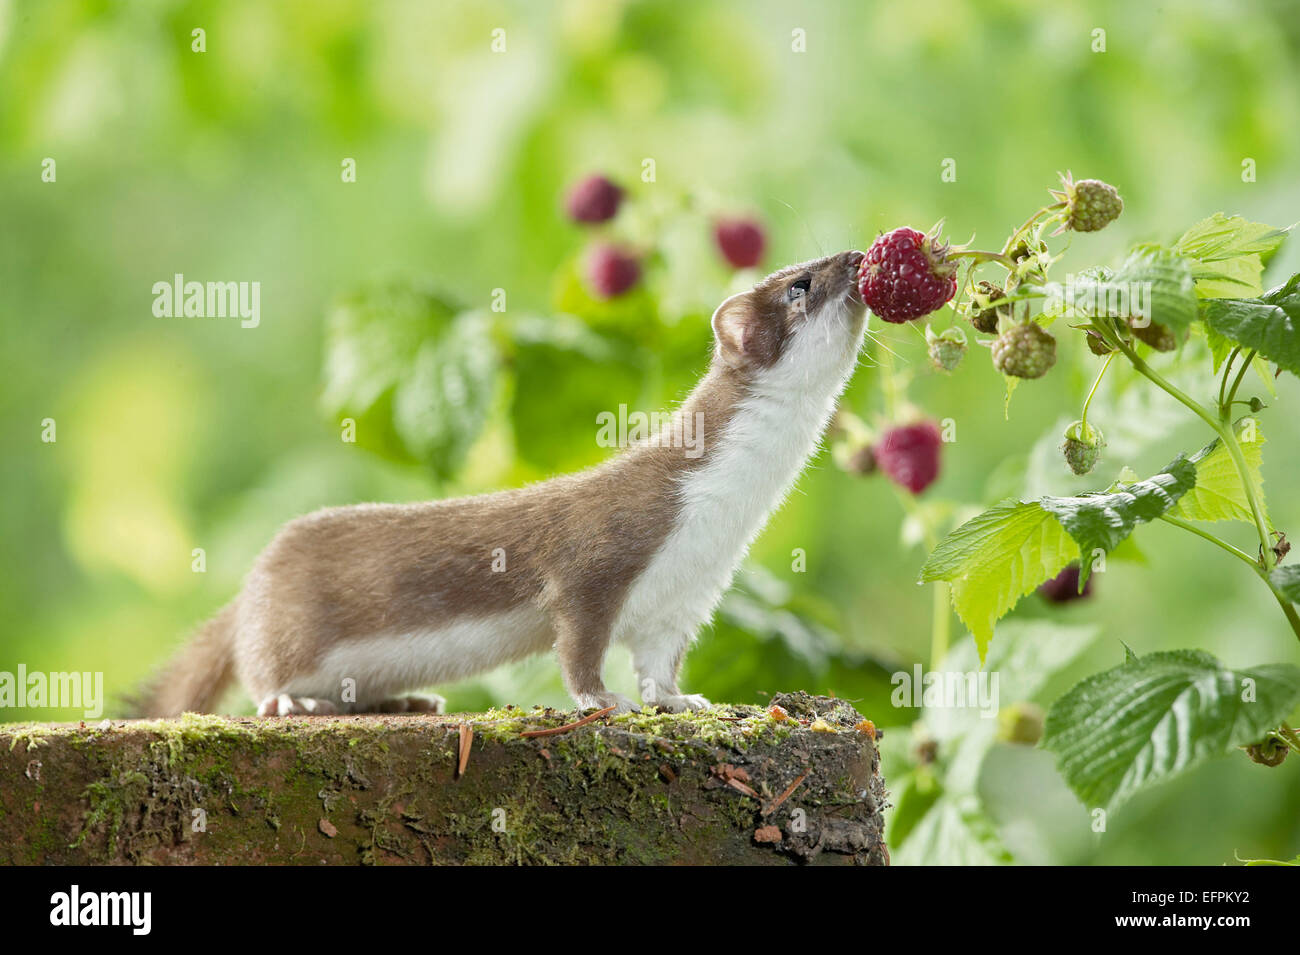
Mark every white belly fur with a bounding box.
[284,603,553,706]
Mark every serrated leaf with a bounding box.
[1269,565,1300,603]
[1045,249,1196,331]
[1175,214,1289,262]
[923,459,1193,658]
[1169,421,1269,526]
[919,500,1076,660]
[1201,273,1300,377]
[1174,214,1289,299]
[1042,650,1300,814]
[321,282,500,479]
[1038,455,1197,586]
[1109,247,1198,331]
[1202,324,1236,372]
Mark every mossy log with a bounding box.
[0,692,887,865]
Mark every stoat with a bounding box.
[139,250,868,717]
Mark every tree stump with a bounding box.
[0,692,888,865]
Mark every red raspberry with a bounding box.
[857,227,958,323]
[714,218,766,269]
[1038,564,1093,603]
[585,244,641,299]
[874,421,942,494]
[565,174,624,224]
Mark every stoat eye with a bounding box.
[787,277,812,301]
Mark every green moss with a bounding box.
[6,723,51,752]
[3,695,885,865]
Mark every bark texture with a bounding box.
[0,692,887,865]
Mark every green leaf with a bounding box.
[1174,214,1289,299]
[1269,565,1300,604]
[893,795,1015,866]
[1201,273,1300,377]
[1175,214,1289,262]
[1042,650,1300,814]
[1169,420,1269,526]
[1201,324,1236,372]
[919,500,1076,660]
[1044,248,1196,331]
[321,282,500,479]
[1038,455,1197,587]
[923,459,1195,657]
[1109,247,1198,331]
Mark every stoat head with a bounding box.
[710,250,867,391]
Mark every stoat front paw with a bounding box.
[574,692,640,715]
[654,693,712,713]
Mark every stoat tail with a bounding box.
[126,603,237,717]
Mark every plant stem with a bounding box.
[1277,723,1300,754]
[893,488,951,666]
[1223,349,1256,416]
[1001,202,1065,255]
[1080,352,1115,434]
[948,249,1018,270]
[1217,418,1275,570]
[1160,514,1300,645]
[1158,514,1258,567]
[1111,333,1298,644]
[1217,346,1241,410]
[1111,335,1223,432]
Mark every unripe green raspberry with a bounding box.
[992,322,1057,379]
[1051,173,1123,233]
[925,324,967,372]
[996,702,1045,745]
[1062,420,1104,476]
[1129,318,1177,352]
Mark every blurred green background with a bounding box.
[3,0,1299,864]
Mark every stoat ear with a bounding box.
[711,292,775,367]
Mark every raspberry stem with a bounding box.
[1001,203,1066,255]
[1105,327,1300,645]
[947,248,1017,270]
[1221,348,1256,417]
[1079,352,1115,435]
[1158,514,1257,567]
